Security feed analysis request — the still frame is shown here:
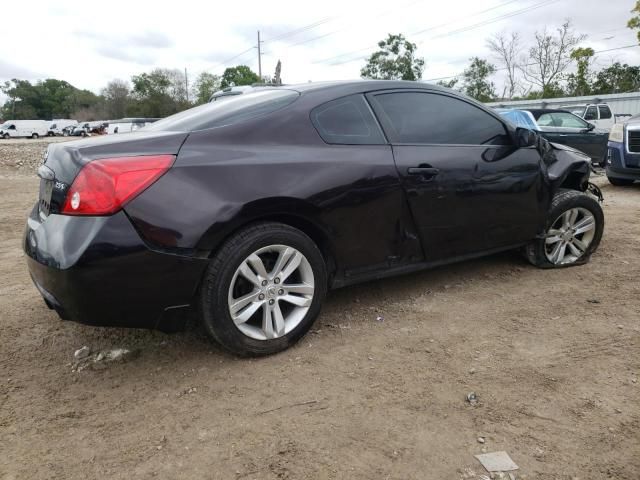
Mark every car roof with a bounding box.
[286,79,451,94]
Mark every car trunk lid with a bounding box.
[37,131,189,217]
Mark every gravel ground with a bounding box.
[0,137,74,175]
[0,140,638,479]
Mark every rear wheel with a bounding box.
[525,189,603,268]
[199,222,327,356]
[31,133,39,139]
[607,176,635,186]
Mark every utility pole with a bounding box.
[257,30,262,80]
[184,67,189,103]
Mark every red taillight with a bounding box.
[61,155,175,215]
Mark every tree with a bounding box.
[102,79,131,119]
[130,69,173,117]
[628,1,640,42]
[462,57,496,102]
[130,68,190,117]
[220,65,260,88]
[565,47,595,96]
[521,21,585,98]
[591,62,640,94]
[360,34,425,81]
[487,32,520,100]
[0,78,101,120]
[436,78,459,89]
[193,72,221,105]
[272,60,282,85]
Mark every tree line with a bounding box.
[0,65,269,121]
[361,14,640,102]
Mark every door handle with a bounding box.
[407,167,439,177]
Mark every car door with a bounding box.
[538,112,604,161]
[366,90,544,261]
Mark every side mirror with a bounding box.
[516,127,537,147]
[586,122,596,131]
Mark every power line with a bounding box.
[262,17,337,43]
[422,44,640,82]
[324,0,559,67]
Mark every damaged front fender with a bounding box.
[538,139,592,192]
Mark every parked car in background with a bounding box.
[606,119,640,185]
[0,120,49,139]
[48,119,78,137]
[25,81,604,357]
[68,124,89,137]
[561,103,615,129]
[498,108,609,165]
[107,118,159,134]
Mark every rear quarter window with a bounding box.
[144,89,299,132]
[310,94,385,145]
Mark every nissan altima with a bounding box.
[24,81,604,356]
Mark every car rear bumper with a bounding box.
[24,206,209,331]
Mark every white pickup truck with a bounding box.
[561,104,615,129]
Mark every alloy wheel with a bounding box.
[544,207,596,265]
[227,244,315,341]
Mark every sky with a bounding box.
[1,0,638,102]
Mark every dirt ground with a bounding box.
[0,138,638,480]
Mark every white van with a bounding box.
[0,120,50,139]
[48,119,78,136]
[561,104,615,130]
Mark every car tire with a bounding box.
[607,176,635,186]
[63,131,69,137]
[525,189,603,268]
[199,222,327,356]
[32,133,39,139]
[2,134,8,139]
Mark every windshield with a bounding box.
[497,110,539,131]
[144,89,299,132]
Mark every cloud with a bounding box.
[94,45,156,65]
[76,29,173,49]
[0,60,45,81]
[128,32,173,49]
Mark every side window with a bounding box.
[599,105,612,119]
[537,114,555,126]
[584,106,598,120]
[310,94,385,145]
[550,113,587,128]
[371,92,510,145]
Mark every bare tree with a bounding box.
[520,21,586,97]
[101,79,130,119]
[487,32,520,100]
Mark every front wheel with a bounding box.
[2,133,8,139]
[199,222,327,356]
[525,189,603,268]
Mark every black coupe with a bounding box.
[25,81,604,356]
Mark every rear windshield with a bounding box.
[144,89,299,132]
